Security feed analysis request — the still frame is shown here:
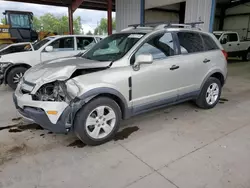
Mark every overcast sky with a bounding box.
[0,0,115,32]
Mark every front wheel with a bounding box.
[7,67,27,90]
[196,77,221,109]
[74,97,122,146]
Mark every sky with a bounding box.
[0,0,115,33]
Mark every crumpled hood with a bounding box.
[24,56,112,84]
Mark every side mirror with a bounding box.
[133,54,153,71]
[45,46,53,52]
[221,38,227,44]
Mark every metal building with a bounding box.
[116,0,216,32]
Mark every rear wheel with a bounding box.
[74,97,122,146]
[7,67,27,90]
[196,77,221,109]
[242,49,250,61]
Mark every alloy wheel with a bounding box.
[85,105,116,139]
[206,83,219,105]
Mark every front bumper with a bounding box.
[13,90,71,133]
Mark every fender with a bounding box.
[65,87,131,127]
[4,63,31,84]
[200,69,225,92]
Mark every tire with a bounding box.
[196,77,221,109]
[74,97,122,146]
[7,67,27,90]
[242,49,250,61]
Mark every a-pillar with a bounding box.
[107,0,112,35]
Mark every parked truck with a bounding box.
[213,31,250,61]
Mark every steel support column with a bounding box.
[140,0,145,25]
[107,0,112,35]
[68,0,85,34]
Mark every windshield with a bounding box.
[214,33,222,40]
[32,38,51,50]
[82,33,145,61]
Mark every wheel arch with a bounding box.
[78,87,131,120]
[200,70,225,91]
[4,63,31,84]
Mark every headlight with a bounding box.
[0,62,11,73]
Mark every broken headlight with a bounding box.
[33,81,71,102]
[0,62,11,74]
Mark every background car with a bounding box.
[0,35,103,89]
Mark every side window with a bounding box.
[135,32,175,60]
[228,33,238,42]
[201,34,219,51]
[76,37,95,50]
[50,37,74,51]
[177,32,204,54]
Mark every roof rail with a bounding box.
[123,21,204,31]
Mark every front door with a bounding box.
[41,36,77,62]
[131,32,180,113]
[221,33,239,53]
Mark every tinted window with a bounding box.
[135,32,175,60]
[201,34,219,51]
[228,33,238,42]
[33,38,51,50]
[76,37,95,50]
[177,32,204,53]
[50,37,74,51]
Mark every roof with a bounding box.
[46,35,105,39]
[4,0,115,11]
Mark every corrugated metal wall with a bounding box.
[185,0,213,31]
[145,10,179,23]
[116,0,141,31]
[116,0,214,32]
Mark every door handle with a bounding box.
[237,43,240,46]
[229,44,232,46]
[203,59,210,63]
[170,65,180,70]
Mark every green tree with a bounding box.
[95,17,116,35]
[1,18,6,24]
[86,30,93,35]
[32,13,82,34]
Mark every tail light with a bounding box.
[222,50,228,60]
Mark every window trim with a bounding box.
[129,31,178,65]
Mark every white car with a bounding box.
[213,31,250,61]
[0,35,103,89]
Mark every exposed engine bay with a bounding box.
[33,81,71,102]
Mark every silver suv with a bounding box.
[13,23,228,145]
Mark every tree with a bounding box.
[95,18,116,35]
[1,18,6,24]
[86,30,93,35]
[32,13,82,34]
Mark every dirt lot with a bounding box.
[0,60,250,188]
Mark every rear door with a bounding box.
[41,36,76,62]
[174,31,206,98]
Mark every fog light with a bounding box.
[47,111,58,115]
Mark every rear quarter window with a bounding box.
[201,34,219,51]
